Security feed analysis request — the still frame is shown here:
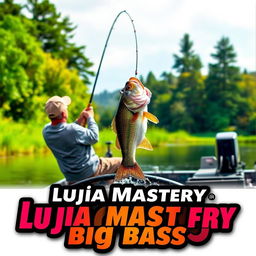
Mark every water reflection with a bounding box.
[0,144,255,185]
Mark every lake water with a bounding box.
[0,144,256,186]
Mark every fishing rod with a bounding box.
[87,10,139,107]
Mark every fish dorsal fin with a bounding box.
[143,112,159,124]
[115,137,121,150]
[137,137,153,151]
[111,117,117,133]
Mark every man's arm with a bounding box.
[74,107,99,145]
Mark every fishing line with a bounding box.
[88,10,139,106]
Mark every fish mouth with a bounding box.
[123,77,145,94]
[129,77,145,90]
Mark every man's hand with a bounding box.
[76,106,94,127]
[82,106,94,119]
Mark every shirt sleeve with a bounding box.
[73,117,99,145]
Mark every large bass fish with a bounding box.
[112,77,159,181]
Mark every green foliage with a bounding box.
[25,0,93,83]
[153,93,172,130]
[237,74,256,134]
[0,14,90,122]
[2,120,256,157]
[173,33,202,73]
[0,0,93,83]
[139,34,255,135]
[0,0,256,159]
[248,114,256,135]
[205,37,242,131]
[169,34,205,132]
[0,118,47,155]
[94,90,120,109]
[98,109,114,128]
[171,72,205,132]
[41,53,90,122]
[0,15,44,120]
[141,71,174,115]
[94,90,120,128]
[0,0,22,19]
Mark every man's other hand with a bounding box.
[76,106,94,126]
[82,106,94,119]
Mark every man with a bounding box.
[43,95,121,184]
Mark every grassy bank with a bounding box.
[0,119,47,156]
[1,119,256,156]
[99,128,216,147]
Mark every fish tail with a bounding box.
[114,162,145,181]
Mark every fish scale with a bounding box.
[116,100,138,166]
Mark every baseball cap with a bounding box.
[45,96,71,118]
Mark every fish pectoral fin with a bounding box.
[137,137,153,151]
[111,117,117,133]
[114,162,145,181]
[143,112,159,124]
[115,137,121,150]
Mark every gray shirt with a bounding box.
[43,117,99,182]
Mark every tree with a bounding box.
[174,72,205,132]
[172,34,205,132]
[0,15,90,122]
[0,0,22,20]
[142,71,174,116]
[0,15,44,120]
[41,53,90,122]
[205,37,241,131]
[237,73,256,133]
[93,90,120,128]
[160,71,175,85]
[0,0,94,83]
[98,109,114,128]
[25,0,93,83]
[173,33,202,73]
[142,72,158,113]
[0,0,93,84]
[153,93,172,130]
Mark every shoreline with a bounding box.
[1,128,256,157]
[1,119,256,157]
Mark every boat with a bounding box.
[54,132,256,188]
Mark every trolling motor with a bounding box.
[216,132,240,173]
[187,132,245,187]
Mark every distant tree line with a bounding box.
[0,0,93,122]
[96,34,256,134]
[140,34,256,134]
[1,0,255,135]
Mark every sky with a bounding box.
[18,0,256,93]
